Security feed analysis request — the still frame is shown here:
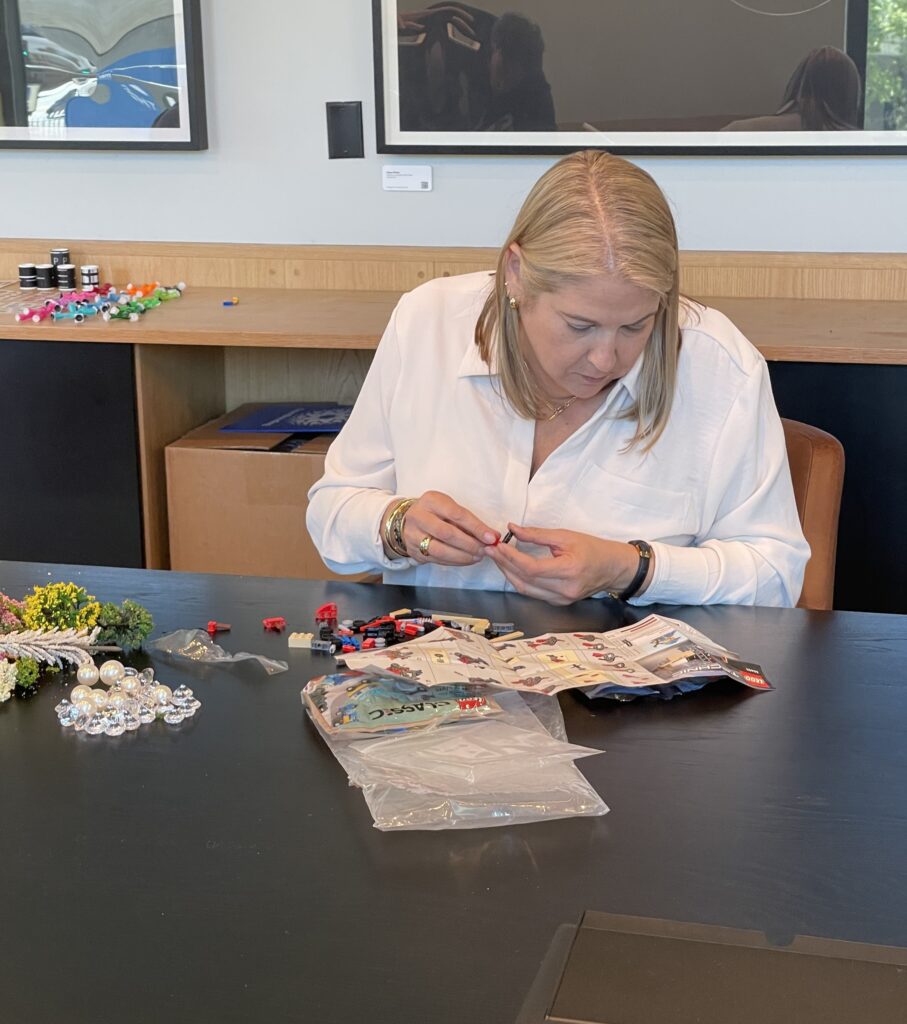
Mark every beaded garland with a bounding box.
[55,659,201,736]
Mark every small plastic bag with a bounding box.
[147,629,288,675]
[305,687,609,830]
[302,671,503,735]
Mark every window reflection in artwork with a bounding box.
[383,0,907,143]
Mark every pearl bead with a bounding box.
[106,690,127,710]
[74,699,95,718]
[121,676,139,694]
[76,663,100,686]
[151,684,172,705]
[99,660,125,687]
[70,684,92,703]
[89,688,108,708]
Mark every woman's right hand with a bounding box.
[391,491,499,565]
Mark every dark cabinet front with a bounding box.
[0,338,144,568]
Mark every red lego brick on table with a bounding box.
[262,617,287,631]
[314,603,338,626]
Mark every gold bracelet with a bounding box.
[392,499,413,555]
[383,501,405,556]
[383,498,415,557]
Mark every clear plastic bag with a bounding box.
[147,629,288,675]
[305,688,609,831]
[351,719,602,791]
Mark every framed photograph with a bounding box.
[0,0,207,150]
[373,0,907,155]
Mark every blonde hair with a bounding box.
[475,150,682,450]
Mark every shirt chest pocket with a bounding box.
[562,463,700,544]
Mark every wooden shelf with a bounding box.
[3,286,907,363]
[699,297,907,366]
[2,287,401,350]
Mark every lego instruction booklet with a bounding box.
[341,614,772,696]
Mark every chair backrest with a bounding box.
[782,418,845,611]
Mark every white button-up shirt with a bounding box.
[307,273,809,606]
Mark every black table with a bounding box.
[3,561,907,1024]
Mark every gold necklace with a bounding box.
[545,396,578,421]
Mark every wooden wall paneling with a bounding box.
[224,347,374,408]
[432,260,496,278]
[680,252,907,301]
[133,344,226,569]
[285,258,433,291]
[3,240,907,300]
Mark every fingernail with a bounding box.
[483,532,496,544]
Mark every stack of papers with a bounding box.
[342,614,772,698]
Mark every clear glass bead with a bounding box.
[122,666,138,677]
[84,713,107,735]
[104,715,125,737]
[122,711,141,731]
[55,699,72,717]
[137,706,156,725]
[163,709,185,725]
[171,684,193,705]
[138,668,155,685]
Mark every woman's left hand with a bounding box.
[483,524,648,605]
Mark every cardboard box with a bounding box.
[166,404,370,580]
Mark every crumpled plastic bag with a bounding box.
[147,629,288,675]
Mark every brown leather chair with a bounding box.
[782,419,845,611]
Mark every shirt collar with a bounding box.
[457,340,493,379]
[614,349,645,403]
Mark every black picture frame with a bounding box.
[373,0,907,157]
[0,0,207,151]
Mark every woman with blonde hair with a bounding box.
[307,151,808,606]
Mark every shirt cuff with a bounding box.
[630,541,720,606]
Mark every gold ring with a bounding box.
[419,535,432,556]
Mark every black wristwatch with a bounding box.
[610,540,653,601]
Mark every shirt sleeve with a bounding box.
[633,358,810,608]
[306,300,415,575]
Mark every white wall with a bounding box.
[0,0,902,252]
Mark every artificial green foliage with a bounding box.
[95,599,154,653]
[22,582,101,632]
[14,657,39,691]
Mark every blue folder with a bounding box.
[220,403,353,434]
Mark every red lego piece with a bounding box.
[361,638,376,649]
[314,603,338,627]
[360,616,395,631]
[262,616,287,631]
[207,620,231,636]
